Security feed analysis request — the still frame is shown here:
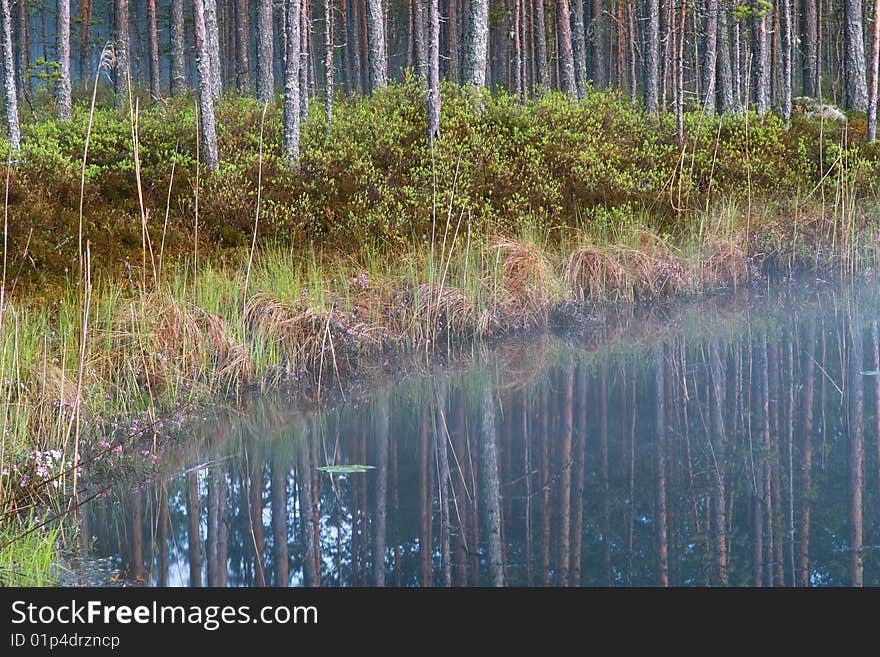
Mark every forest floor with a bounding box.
[2,82,880,583]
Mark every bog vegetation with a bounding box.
[1,0,880,585]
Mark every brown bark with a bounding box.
[186,471,201,586]
[797,325,816,586]
[557,0,576,95]
[803,0,819,96]
[558,368,574,585]
[709,341,728,585]
[418,409,432,586]
[540,385,551,585]
[844,0,869,111]
[869,0,880,140]
[257,0,275,100]
[427,0,441,145]
[479,383,504,586]
[435,382,452,586]
[297,424,319,586]
[170,0,186,95]
[56,0,72,118]
[194,0,220,170]
[236,0,251,91]
[848,324,864,586]
[655,345,669,586]
[571,366,587,585]
[146,0,161,97]
[533,0,549,90]
[79,0,90,79]
[113,0,131,102]
[373,394,389,586]
[599,366,611,584]
[590,0,604,86]
[158,485,170,587]
[271,458,289,586]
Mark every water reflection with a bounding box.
[79,281,880,586]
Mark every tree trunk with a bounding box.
[848,325,865,586]
[701,0,718,109]
[709,341,728,585]
[571,0,587,95]
[194,0,220,170]
[413,0,426,79]
[869,0,880,140]
[271,458,289,586]
[599,367,611,584]
[186,471,202,586]
[479,385,504,586]
[465,0,488,86]
[373,395,389,586]
[248,445,266,587]
[676,0,685,142]
[296,424,319,586]
[803,0,818,96]
[16,0,29,97]
[427,0,440,144]
[300,0,309,119]
[206,467,220,585]
[753,0,769,115]
[171,0,186,95]
[717,5,734,111]
[782,0,792,124]
[732,14,741,109]
[114,0,131,102]
[590,0,604,86]
[844,0,869,111]
[558,368,574,585]
[146,0,161,97]
[325,0,333,130]
[1,0,20,151]
[236,0,251,91]
[283,0,302,167]
[204,0,222,96]
[366,0,388,89]
[256,0,274,100]
[533,0,548,90]
[448,0,459,82]
[418,411,432,585]
[627,0,637,101]
[435,382,452,587]
[79,0,90,79]
[56,0,72,118]
[645,0,659,113]
[793,323,815,586]
[655,345,669,586]
[557,0,576,95]
[158,486,170,586]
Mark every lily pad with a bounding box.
[317,464,376,474]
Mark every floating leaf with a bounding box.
[860,370,880,376]
[317,464,376,474]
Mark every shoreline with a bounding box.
[1,204,879,584]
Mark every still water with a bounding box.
[76,278,880,586]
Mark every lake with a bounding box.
[72,276,880,586]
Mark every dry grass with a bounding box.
[244,292,325,362]
[564,233,689,301]
[491,237,560,324]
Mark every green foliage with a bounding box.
[2,80,879,290]
[0,517,59,586]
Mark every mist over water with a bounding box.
[76,277,880,586]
